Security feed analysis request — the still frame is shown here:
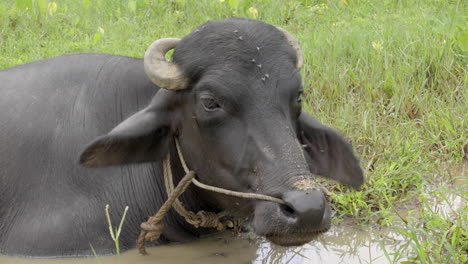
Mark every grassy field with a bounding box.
[1,0,467,263]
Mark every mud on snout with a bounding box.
[252,177,332,246]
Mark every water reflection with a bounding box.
[0,223,406,264]
[253,224,404,264]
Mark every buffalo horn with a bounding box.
[144,38,188,90]
[276,27,304,69]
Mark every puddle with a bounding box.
[252,224,405,264]
[426,189,466,218]
[425,162,467,218]
[0,223,406,264]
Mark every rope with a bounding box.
[138,137,286,255]
[191,178,285,204]
[137,171,195,255]
[175,139,286,204]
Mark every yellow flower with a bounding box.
[372,41,383,53]
[48,2,57,16]
[310,3,328,13]
[248,7,258,19]
[97,27,105,34]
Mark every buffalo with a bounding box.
[0,18,363,257]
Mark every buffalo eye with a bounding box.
[200,94,221,111]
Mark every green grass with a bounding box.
[104,204,129,256]
[1,0,467,263]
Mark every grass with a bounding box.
[90,205,129,263]
[381,185,467,263]
[0,0,467,263]
[104,204,129,256]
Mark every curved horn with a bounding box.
[276,27,304,69]
[144,38,188,90]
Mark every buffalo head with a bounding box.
[80,18,363,246]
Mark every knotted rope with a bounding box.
[137,138,285,255]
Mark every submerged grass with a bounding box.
[381,182,467,263]
[0,0,466,263]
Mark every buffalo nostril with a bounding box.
[280,203,296,218]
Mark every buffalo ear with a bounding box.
[298,112,364,188]
[79,92,175,167]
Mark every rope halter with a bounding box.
[137,137,285,255]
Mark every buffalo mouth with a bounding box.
[263,225,331,246]
[251,198,332,247]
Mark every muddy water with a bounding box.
[0,224,405,264]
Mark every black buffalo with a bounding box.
[0,18,363,257]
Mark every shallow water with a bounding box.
[0,223,405,264]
